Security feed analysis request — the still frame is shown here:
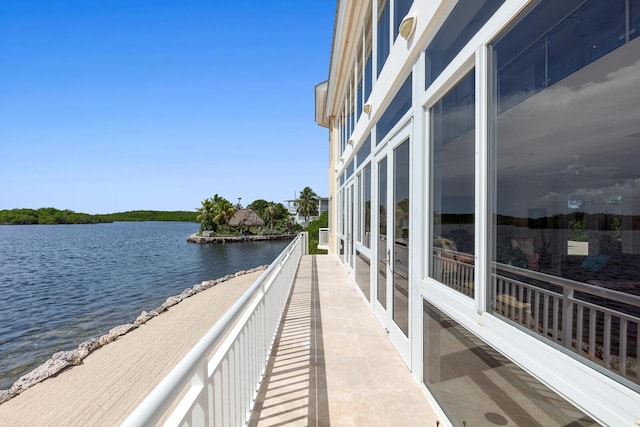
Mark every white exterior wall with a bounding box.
[317,1,640,425]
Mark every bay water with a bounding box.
[0,222,291,390]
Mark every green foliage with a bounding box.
[248,199,293,234]
[0,208,199,225]
[98,210,198,222]
[247,199,269,216]
[498,245,529,268]
[307,211,328,254]
[568,213,588,242]
[0,208,110,225]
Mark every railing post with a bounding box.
[562,287,574,349]
[304,231,309,254]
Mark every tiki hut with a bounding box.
[229,208,265,234]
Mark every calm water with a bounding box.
[0,222,291,390]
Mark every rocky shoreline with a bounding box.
[0,265,268,405]
[186,233,295,244]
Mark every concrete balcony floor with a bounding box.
[249,255,439,426]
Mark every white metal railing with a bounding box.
[493,263,640,387]
[121,232,307,427]
[318,228,329,250]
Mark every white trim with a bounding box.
[380,119,414,365]
[410,52,426,382]
[475,46,489,314]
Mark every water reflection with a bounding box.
[492,1,640,388]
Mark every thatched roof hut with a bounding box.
[229,208,265,228]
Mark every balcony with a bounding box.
[247,255,437,426]
[122,234,437,426]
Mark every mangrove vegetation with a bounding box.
[0,208,198,225]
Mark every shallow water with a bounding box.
[0,222,290,389]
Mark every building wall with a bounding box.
[317,0,640,425]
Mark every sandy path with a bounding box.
[0,270,263,426]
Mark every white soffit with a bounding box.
[315,81,329,128]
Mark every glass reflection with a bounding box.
[430,71,476,298]
[393,0,413,41]
[491,0,640,389]
[356,251,371,301]
[377,0,390,77]
[393,140,410,336]
[364,163,372,248]
[422,301,597,426]
[377,157,388,308]
[425,0,505,88]
[376,73,412,145]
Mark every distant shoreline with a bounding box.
[0,208,198,225]
[187,234,295,244]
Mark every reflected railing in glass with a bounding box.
[431,247,475,298]
[492,263,640,389]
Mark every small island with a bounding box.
[190,195,301,243]
[190,190,327,254]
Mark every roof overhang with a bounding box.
[315,81,329,128]
[324,0,368,120]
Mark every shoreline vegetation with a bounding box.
[0,265,268,405]
[187,233,295,244]
[0,208,198,225]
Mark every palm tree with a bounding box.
[264,202,277,230]
[296,187,319,227]
[196,198,216,233]
[211,194,235,230]
[395,198,410,239]
[197,194,235,234]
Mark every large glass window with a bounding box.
[633,2,640,41]
[347,81,354,139]
[346,159,354,179]
[339,115,345,156]
[430,71,475,298]
[364,4,373,103]
[356,134,371,168]
[423,301,596,425]
[495,0,629,114]
[425,0,504,89]
[491,0,640,390]
[356,251,371,301]
[376,73,412,145]
[377,158,388,308]
[377,0,390,77]
[394,0,413,41]
[393,140,410,335]
[356,43,363,121]
[363,163,371,248]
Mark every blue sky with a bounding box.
[0,1,334,214]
